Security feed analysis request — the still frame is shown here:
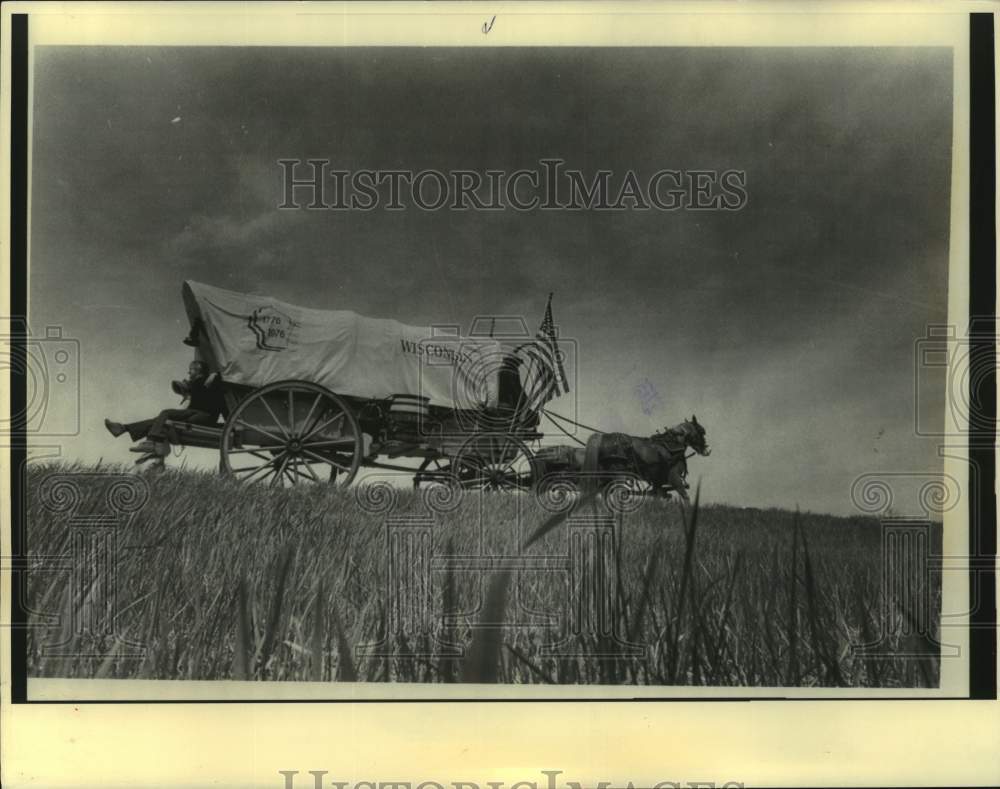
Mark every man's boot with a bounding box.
[104,418,126,438]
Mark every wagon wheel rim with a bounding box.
[220,381,362,487]
[453,433,538,492]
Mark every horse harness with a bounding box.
[605,430,687,474]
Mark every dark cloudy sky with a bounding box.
[29,46,953,514]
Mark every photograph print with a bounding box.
[20,40,960,693]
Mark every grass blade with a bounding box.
[709,551,744,680]
[628,536,665,644]
[233,577,251,681]
[439,537,458,684]
[255,544,295,676]
[786,514,800,686]
[94,635,122,680]
[330,602,357,682]
[523,492,596,550]
[668,483,700,683]
[800,521,845,686]
[461,570,511,683]
[505,643,556,684]
[310,578,325,682]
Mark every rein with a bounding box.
[542,408,607,436]
[541,410,589,447]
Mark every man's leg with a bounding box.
[123,418,155,442]
[124,409,201,458]
[121,411,200,443]
[124,409,217,457]
[185,410,220,428]
[147,408,210,441]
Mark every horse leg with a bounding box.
[667,463,690,504]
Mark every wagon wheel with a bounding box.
[220,380,363,487]
[412,456,455,489]
[452,432,539,492]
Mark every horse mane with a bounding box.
[651,421,688,441]
[648,425,690,454]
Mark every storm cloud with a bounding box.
[29,46,953,514]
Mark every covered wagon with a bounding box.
[164,281,561,489]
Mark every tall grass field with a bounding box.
[24,462,941,687]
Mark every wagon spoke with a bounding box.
[241,454,281,479]
[301,405,334,439]
[301,447,352,473]
[226,446,286,456]
[496,455,520,475]
[287,389,295,435]
[231,464,271,473]
[260,397,291,440]
[496,468,518,486]
[270,454,290,487]
[485,466,512,489]
[235,419,286,446]
[269,456,289,487]
[298,394,323,439]
[461,458,487,477]
[301,411,345,443]
[230,448,283,470]
[290,456,310,482]
[299,438,358,450]
[288,456,314,485]
[299,458,321,482]
[504,471,521,490]
[242,454,283,483]
[290,458,316,483]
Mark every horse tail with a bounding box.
[582,433,604,495]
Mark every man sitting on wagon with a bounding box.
[103,360,225,459]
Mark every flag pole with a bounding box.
[546,291,569,395]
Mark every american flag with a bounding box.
[517,293,570,413]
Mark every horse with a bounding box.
[535,415,710,503]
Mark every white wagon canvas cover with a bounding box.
[182,281,502,409]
